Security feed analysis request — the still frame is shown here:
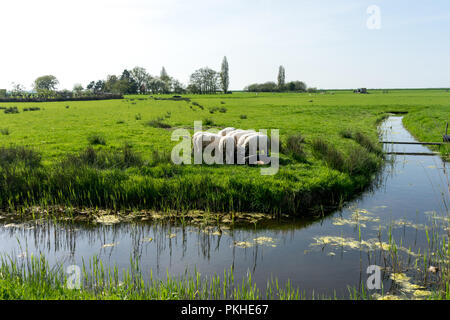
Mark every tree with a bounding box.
[120,69,138,94]
[245,82,278,92]
[220,56,230,93]
[130,67,149,94]
[34,75,59,94]
[160,67,170,82]
[87,81,95,92]
[286,81,307,92]
[94,80,105,94]
[277,66,286,91]
[148,77,165,94]
[172,79,185,94]
[73,83,84,96]
[159,67,172,94]
[189,67,219,94]
[104,75,118,93]
[11,82,26,97]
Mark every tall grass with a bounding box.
[0,254,304,300]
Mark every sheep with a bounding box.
[218,136,236,164]
[193,132,221,154]
[229,130,255,144]
[218,127,236,137]
[238,133,271,164]
[237,132,259,148]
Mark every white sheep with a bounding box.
[193,132,221,154]
[239,133,271,164]
[218,127,236,137]
[218,136,236,164]
[229,130,255,144]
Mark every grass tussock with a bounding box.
[312,138,345,172]
[283,134,306,162]
[3,106,19,114]
[312,138,382,177]
[203,118,215,126]
[61,144,143,170]
[0,146,41,169]
[146,117,172,129]
[353,132,383,156]
[87,133,107,146]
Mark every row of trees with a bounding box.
[1,59,315,97]
[245,65,311,93]
[79,56,230,96]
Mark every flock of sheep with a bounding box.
[192,128,271,165]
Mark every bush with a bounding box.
[0,128,9,135]
[135,113,142,120]
[87,133,107,146]
[219,107,227,113]
[240,115,247,119]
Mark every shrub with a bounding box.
[135,113,142,120]
[219,107,227,113]
[87,133,107,146]
[116,120,125,124]
[240,115,247,119]
[0,128,9,135]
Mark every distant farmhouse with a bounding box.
[353,88,368,94]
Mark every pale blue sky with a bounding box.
[1,0,449,90]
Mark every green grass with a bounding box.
[0,255,306,300]
[0,90,448,215]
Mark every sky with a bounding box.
[0,0,449,90]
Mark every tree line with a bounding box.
[245,65,315,93]
[0,58,315,99]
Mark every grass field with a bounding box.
[0,89,448,215]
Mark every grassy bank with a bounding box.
[0,90,447,215]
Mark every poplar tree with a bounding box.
[220,56,229,93]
